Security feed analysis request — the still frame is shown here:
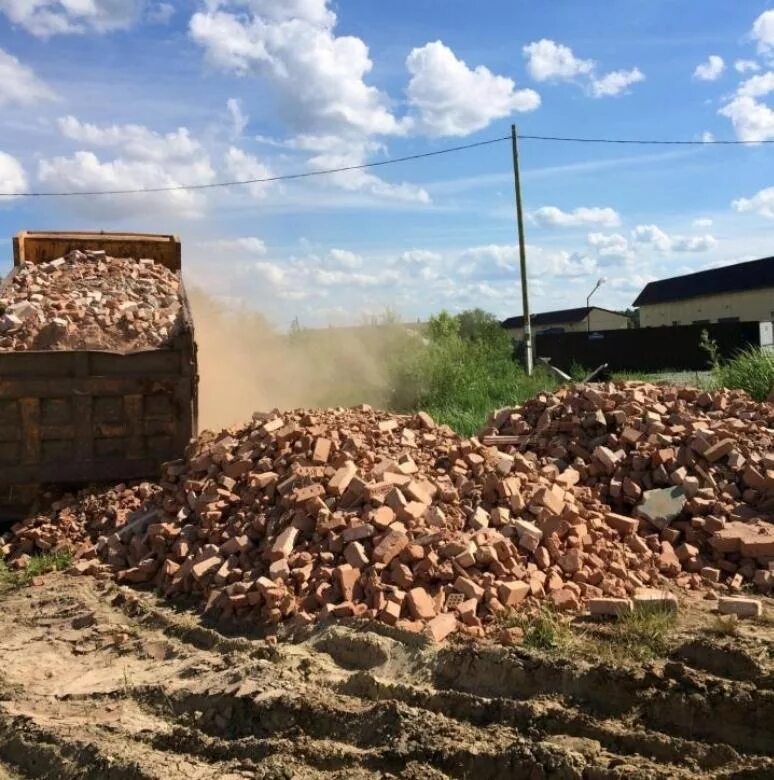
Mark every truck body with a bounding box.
[0,231,198,510]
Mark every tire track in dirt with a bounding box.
[1,573,773,779]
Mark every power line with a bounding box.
[520,133,774,146]
[1,135,510,198]
[1,131,772,198]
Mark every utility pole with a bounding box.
[511,124,533,375]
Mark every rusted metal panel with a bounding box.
[123,394,144,459]
[3,457,180,485]
[0,376,186,399]
[13,231,181,271]
[0,367,195,484]
[19,398,41,465]
[73,394,93,462]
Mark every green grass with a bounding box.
[714,346,774,402]
[611,370,713,388]
[417,361,557,436]
[0,551,73,591]
[498,603,681,663]
[500,606,574,653]
[610,370,653,382]
[602,604,678,662]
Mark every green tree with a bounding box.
[456,308,509,346]
[427,310,459,341]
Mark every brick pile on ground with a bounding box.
[3,384,773,641]
[483,383,774,596]
[0,249,183,351]
[1,483,158,570]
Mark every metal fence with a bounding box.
[534,321,766,372]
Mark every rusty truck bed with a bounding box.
[0,231,198,509]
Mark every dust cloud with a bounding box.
[188,289,421,432]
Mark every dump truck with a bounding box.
[0,231,198,514]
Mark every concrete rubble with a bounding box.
[3,382,772,641]
[0,250,182,351]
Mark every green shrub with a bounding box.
[388,309,557,435]
[568,361,590,382]
[714,346,774,401]
[699,329,722,370]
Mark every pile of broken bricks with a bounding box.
[3,482,158,576]
[3,382,772,643]
[0,249,183,352]
[483,383,774,620]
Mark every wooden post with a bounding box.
[511,124,533,375]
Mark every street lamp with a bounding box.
[586,277,606,333]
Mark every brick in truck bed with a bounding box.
[0,249,183,352]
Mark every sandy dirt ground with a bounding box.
[1,572,773,779]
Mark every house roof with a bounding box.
[633,256,774,307]
[501,306,626,329]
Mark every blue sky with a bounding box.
[1,0,773,327]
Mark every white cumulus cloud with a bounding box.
[523,39,593,81]
[396,249,442,267]
[752,9,774,55]
[632,224,674,252]
[57,115,206,164]
[532,206,621,228]
[693,55,725,81]
[0,150,28,197]
[586,232,633,264]
[300,135,430,203]
[206,237,267,255]
[692,217,713,228]
[394,249,442,280]
[37,151,209,218]
[0,48,55,107]
[719,95,774,142]
[224,146,273,199]
[189,1,400,138]
[405,41,540,136]
[632,224,716,252]
[735,59,760,73]
[589,67,645,97]
[671,234,717,252]
[528,247,597,277]
[0,0,144,36]
[228,0,335,27]
[38,116,216,218]
[733,187,774,218]
[736,71,774,98]
[253,261,287,288]
[458,244,518,276]
[457,243,596,280]
[523,38,644,98]
[190,1,429,204]
[327,248,362,269]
